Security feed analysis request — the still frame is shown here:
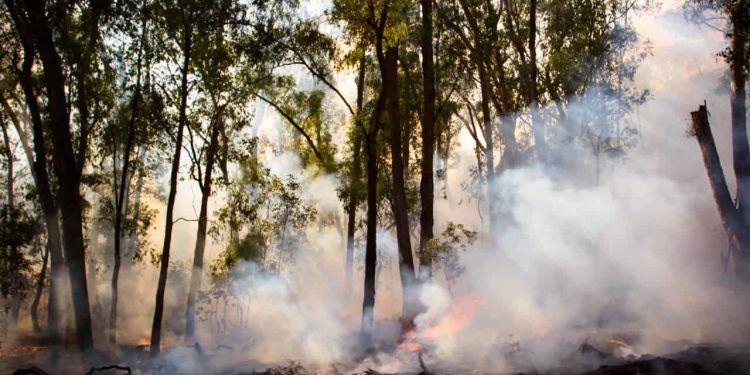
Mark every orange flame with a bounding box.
[421,294,479,339]
[397,294,480,353]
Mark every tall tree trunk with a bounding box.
[12,57,65,340]
[477,63,496,232]
[384,46,417,321]
[151,31,192,355]
[345,58,366,291]
[361,128,380,345]
[1,118,20,325]
[3,15,66,338]
[1,118,20,326]
[110,13,146,349]
[20,0,93,349]
[185,106,223,341]
[361,52,388,347]
[419,0,435,279]
[730,4,750,226]
[1,99,48,332]
[529,0,546,164]
[126,145,147,267]
[419,0,436,280]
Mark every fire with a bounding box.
[397,294,480,353]
[399,341,424,352]
[136,338,150,346]
[421,294,479,339]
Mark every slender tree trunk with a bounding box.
[384,46,417,322]
[31,238,48,333]
[361,72,387,348]
[2,117,14,211]
[186,106,223,341]
[529,0,546,164]
[14,62,65,340]
[1,99,49,332]
[110,15,146,349]
[1,120,20,326]
[361,128,380,345]
[151,31,192,355]
[477,64,496,232]
[1,118,20,326]
[22,0,93,349]
[345,58,367,291]
[126,145,147,267]
[419,0,436,280]
[1,119,20,325]
[730,5,750,225]
[3,12,66,338]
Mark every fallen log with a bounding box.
[12,367,50,375]
[85,365,132,374]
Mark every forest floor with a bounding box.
[4,331,750,374]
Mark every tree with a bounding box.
[149,0,202,354]
[109,0,149,348]
[419,0,436,280]
[4,0,95,349]
[687,0,750,280]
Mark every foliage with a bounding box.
[0,204,39,300]
[211,171,317,278]
[423,222,477,290]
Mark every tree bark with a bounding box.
[150,28,192,355]
[477,64,496,231]
[126,145,147,266]
[361,127,380,345]
[419,0,436,281]
[691,105,750,281]
[729,4,750,226]
[529,0,546,164]
[345,57,366,291]
[384,46,417,321]
[110,11,147,349]
[4,10,66,339]
[30,238,48,333]
[1,116,15,212]
[1,99,48,333]
[20,0,93,349]
[185,106,223,341]
[361,46,388,348]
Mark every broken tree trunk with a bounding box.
[691,104,750,282]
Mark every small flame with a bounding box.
[397,294,480,354]
[422,294,479,339]
[137,338,150,346]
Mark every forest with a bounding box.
[0,0,750,373]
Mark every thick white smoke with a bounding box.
[80,3,750,374]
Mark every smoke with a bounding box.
[8,3,744,374]
[144,5,750,373]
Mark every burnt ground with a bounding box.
[4,337,750,374]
